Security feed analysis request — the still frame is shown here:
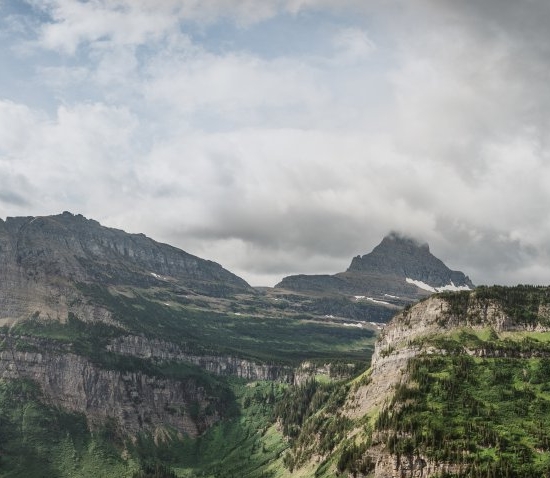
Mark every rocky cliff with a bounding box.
[0,334,224,437]
[107,335,295,382]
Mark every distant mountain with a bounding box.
[0,211,253,323]
[276,232,474,304]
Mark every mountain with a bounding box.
[0,212,378,477]
[11,213,545,478]
[0,211,253,324]
[276,232,474,305]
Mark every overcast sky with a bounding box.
[1,0,549,286]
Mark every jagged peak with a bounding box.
[347,233,473,289]
[347,232,437,273]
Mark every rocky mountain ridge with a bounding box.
[0,212,252,325]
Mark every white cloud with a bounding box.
[0,100,44,154]
[143,51,330,125]
[331,27,376,63]
[1,0,550,287]
[32,0,181,54]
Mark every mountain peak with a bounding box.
[347,233,473,289]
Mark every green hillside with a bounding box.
[276,285,550,478]
[3,284,550,477]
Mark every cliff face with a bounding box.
[0,336,221,437]
[347,297,447,421]
[107,335,295,382]
[342,287,550,478]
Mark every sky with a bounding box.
[1,0,549,287]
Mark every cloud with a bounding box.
[1,0,549,287]
[331,27,376,63]
[30,0,181,54]
[142,51,331,128]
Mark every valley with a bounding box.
[1,213,548,478]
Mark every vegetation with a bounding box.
[122,380,290,478]
[69,283,376,366]
[274,378,352,473]
[375,335,550,477]
[7,284,550,477]
[0,377,289,478]
[0,379,140,477]
[439,285,550,327]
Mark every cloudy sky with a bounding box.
[1,0,549,286]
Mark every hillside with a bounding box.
[0,211,254,325]
[280,285,550,477]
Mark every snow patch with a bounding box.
[406,278,436,292]
[355,295,392,305]
[150,272,168,281]
[406,278,471,293]
[367,297,391,305]
[436,281,472,292]
[384,294,399,299]
[343,322,363,328]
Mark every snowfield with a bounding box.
[406,278,471,293]
[355,295,392,305]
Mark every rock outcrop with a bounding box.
[107,335,295,382]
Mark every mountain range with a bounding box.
[4,212,545,478]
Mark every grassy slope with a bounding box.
[0,378,293,478]
[69,284,378,365]
[0,379,140,478]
